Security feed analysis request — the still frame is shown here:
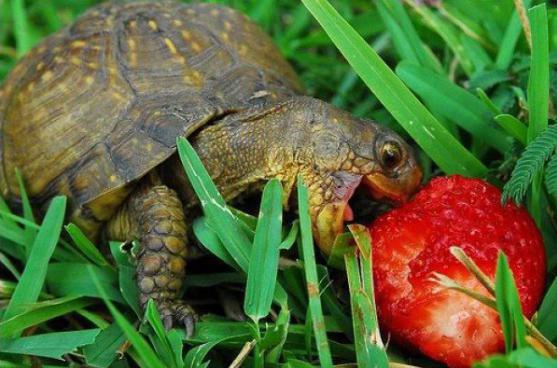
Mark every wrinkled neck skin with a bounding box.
[167,97,318,208]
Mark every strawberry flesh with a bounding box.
[368,175,546,368]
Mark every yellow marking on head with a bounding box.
[112,91,126,101]
[210,9,219,17]
[91,45,102,51]
[127,38,136,50]
[172,19,183,26]
[85,76,95,85]
[42,70,54,82]
[164,38,178,54]
[86,62,98,70]
[71,40,87,48]
[177,56,187,65]
[184,71,203,85]
[148,20,158,31]
[36,62,45,71]
[224,21,232,31]
[146,143,153,152]
[181,30,192,41]
[129,53,137,67]
[221,32,229,42]
[109,175,118,182]
[191,42,201,52]
[70,57,82,66]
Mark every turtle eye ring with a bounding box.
[380,141,403,170]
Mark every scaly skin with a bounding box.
[186,97,422,252]
[107,96,422,332]
[107,178,197,335]
[0,1,422,333]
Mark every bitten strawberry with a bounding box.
[368,175,546,368]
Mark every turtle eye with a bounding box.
[380,141,403,170]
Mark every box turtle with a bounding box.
[0,1,422,333]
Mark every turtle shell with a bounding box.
[0,1,302,228]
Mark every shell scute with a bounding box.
[0,1,301,226]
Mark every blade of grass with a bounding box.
[109,242,141,317]
[0,251,20,279]
[476,88,502,115]
[494,114,528,145]
[376,0,442,73]
[280,221,299,250]
[83,322,126,368]
[301,0,487,177]
[244,179,283,323]
[439,3,494,50]
[496,0,533,69]
[89,267,166,368]
[177,137,288,307]
[403,0,474,75]
[66,223,110,267]
[527,4,550,142]
[460,35,493,72]
[46,262,125,304]
[347,225,382,346]
[184,336,237,368]
[0,296,94,338]
[0,329,100,360]
[2,196,66,328]
[396,62,511,153]
[177,137,251,270]
[344,225,388,368]
[536,277,557,342]
[495,252,527,352]
[527,4,549,226]
[145,299,180,368]
[11,0,32,56]
[192,216,239,269]
[297,176,333,368]
[15,169,36,258]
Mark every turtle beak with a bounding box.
[312,174,361,255]
[314,201,349,255]
[363,165,423,204]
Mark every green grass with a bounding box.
[1,0,557,367]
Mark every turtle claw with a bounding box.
[159,301,198,338]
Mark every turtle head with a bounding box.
[289,98,422,254]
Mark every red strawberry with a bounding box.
[368,175,546,368]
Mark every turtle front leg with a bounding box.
[107,184,198,335]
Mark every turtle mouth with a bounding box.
[314,169,422,254]
[313,176,361,255]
